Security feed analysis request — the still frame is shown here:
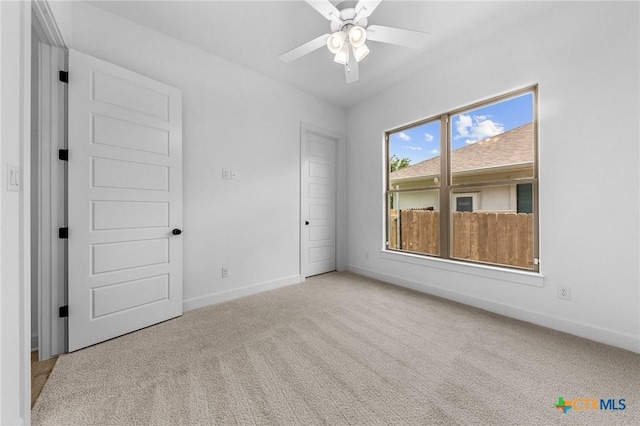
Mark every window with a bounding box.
[516,183,533,214]
[386,87,538,271]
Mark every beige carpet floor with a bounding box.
[33,272,639,425]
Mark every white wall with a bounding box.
[0,1,31,423]
[64,2,347,309]
[347,2,640,353]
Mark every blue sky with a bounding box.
[390,93,533,165]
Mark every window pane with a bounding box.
[388,121,441,189]
[450,185,534,269]
[450,93,534,185]
[387,190,440,256]
[517,183,533,213]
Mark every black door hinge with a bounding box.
[59,70,68,83]
[59,305,68,318]
[58,149,68,161]
[58,227,68,239]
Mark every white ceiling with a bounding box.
[88,1,556,107]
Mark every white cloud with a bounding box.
[424,133,434,142]
[398,132,411,141]
[455,114,504,144]
[430,149,439,154]
[473,119,504,139]
[403,145,422,151]
[456,114,473,137]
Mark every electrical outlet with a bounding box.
[221,267,229,278]
[230,170,237,180]
[222,168,230,180]
[557,285,571,300]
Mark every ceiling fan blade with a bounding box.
[366,25,429,49]
[354,0,382,21]
[345,51,359,83]
[304,0,343,25]
[279,34,330,63]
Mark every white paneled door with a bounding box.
[68,50,183,351]
[301,124,338,277]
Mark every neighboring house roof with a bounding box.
[391,122,534,180]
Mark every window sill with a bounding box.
[380,250,544,287]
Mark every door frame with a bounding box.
[32,14,67,361]
[299,122,346,278]
[32,0,68,361]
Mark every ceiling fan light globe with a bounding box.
[349,26,367,48]
[326,31,347,54]
[334,44,349,65]
[353,44,370,62]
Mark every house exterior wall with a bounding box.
[393,185,515,212]
[348,2,640,352]
[394,190,439,211]
[474,185,514,212]
[390,166,532,211]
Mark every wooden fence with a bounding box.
[390,210,533,269]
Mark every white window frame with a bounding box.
[385,86,539,272]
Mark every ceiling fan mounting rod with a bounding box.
[339,21,355,33]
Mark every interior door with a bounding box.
[67,50,182,351]
[301,124,337,277]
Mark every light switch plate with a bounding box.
[6,164,19,192]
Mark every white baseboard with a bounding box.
[31,333,38,352]
[183,274,302,312]
[347,264,640,354]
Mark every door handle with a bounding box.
[305,221,309,225]
[172,228,182,235]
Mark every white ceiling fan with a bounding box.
[279,0,429,83]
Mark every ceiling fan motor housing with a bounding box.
[330,8,368,32]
